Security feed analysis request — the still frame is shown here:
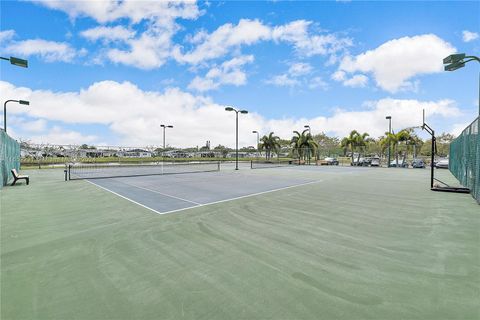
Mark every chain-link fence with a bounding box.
[449,116,479,203]
[1,130,21,187]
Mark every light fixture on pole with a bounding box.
[3,100,29,133]
[160,124,173,153]
[0,56,28,68]
[225,106,248,170]
[386,116,392,167]
[443,53,480,115]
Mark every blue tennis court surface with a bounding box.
[85,165,326,214]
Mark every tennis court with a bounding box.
[1,165,479,319]
[67,162,328,214]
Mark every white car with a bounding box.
[370,157,380,167]
[435,158,449,169]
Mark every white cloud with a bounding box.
[106,25,174,69]
[30,126,98,145]
[33,0,202,24]
[267,62,325,89]
[451,122,469,137]
[308,76,328,90]
[338,34,456,92]
[188,55,254,91]
[272,20,352,57]
[4,39,78,62]
[265,74,300,87]
[8,116,48,133]
[80,26,136,42]
[343,74,368,88]
[462,30,479,42]
[175,19,351,65]
[288,62,312,76]
[34,1,203,69]
[174,19,271,64]
[1,81,462,146]
[331,70,346,81]
[0,30,15,42]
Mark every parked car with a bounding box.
[351,157,365,166]
[323,157,339,165]
[390,159,408,168]
[435,158,449,169]
[411,159,425,168]
[370,157,380,167]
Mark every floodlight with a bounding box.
[445,62,465,71]
[443,53,465,64]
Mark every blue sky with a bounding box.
[0,0,479,147]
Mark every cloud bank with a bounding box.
[1,81,461,147]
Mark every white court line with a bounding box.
[160,179,323,215]
[85,179,322,215]
[114,180,201,205]
[84,179,162,215]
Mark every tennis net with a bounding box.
[66,161,220,180]
[250,159,299,169]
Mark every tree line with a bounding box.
[257,129,454,161]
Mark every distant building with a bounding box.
[226,152,252,158]
[163,150,192,158]
[117,149,153,158]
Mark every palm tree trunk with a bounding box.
[351,145,354,165]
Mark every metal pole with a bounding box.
[236,111,239,170]
[256,132,259,159]
[163,126,166,150]
[431,132,435,189]
[3,101,6,133]
[387,118,392,167]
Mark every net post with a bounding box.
[68,163,71,181]
[251,160,253,169]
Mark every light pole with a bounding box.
[3,100,29,133]
[225,106,248,170]
[0,56,28,68]
[252,130,260,159]
[386,116,392,167]
[160,124,173,153]
[443,53,480,116]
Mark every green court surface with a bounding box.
[1,167,479,319]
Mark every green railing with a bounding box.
[0,130,20,187]
[449,116,479,203]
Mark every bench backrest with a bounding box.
[11,168,19,178]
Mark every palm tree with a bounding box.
[259,132,280,160]
[291,129,318,163]
[341,130,360,165]
[384,132,400,166]
[354,132,371,164]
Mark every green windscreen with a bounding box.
[0,130,21,187]
[449,116,479,203]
